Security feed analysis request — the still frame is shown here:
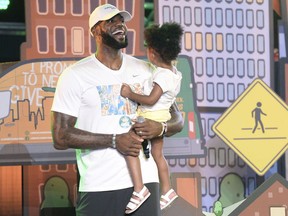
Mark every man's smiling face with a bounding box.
[99,14,128,49]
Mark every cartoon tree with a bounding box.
[213,201,223,216]
[218,173,245,208]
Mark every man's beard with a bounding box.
[101,31,128,49]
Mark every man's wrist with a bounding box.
[111,134,117,148]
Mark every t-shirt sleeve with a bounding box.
[152,70,173,93]
[51,68,82,117]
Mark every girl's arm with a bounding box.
[121,83,163,106]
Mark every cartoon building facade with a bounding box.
[154,0,279,212]
[21,0,147,60]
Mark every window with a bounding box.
[195,32,203,51]
[72,27,84,54]
[206,33,213,51]
[205,8,213,27]
[195,7,202,26]
[37,0,48,14]
[237,59,245,77]
[207,82,214,102]
[225,9,233,28]
[184,6,192,26]
[227,83,235,102]
[218,148,226,167]
[206,58,214,76]
[196,82,204,101]
[199,157,207,167]
[201,177,207,196]
[247,59,255,78]
[236,34,244,53]
[184,32,193,51]
[236,9,244,28]
[208,177,217,196]
[247,34,254,53]
[195,57,204,76]
[215,8,223,27]
[228,149,236,167]
[72,0,83,15]
[216,58,224,77]
[54,27,66,54]
[173,6,181,23]
[226,33,234,52]
[216,33,223,52]
[237,83,245,96]
[54,0,65,15]
[208,118,215,137]
[246,9,254,28]
[217,83,225,102]
[256,10,264,29]
[163,6,171,22]
[37,26,49,53]
[227,58,235,77]
[257,35,265,53]
[257,59,265,78]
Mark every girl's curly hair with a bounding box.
[144,22,184,64]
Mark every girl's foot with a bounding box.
[160,189,178,210]
[125,185,151,214]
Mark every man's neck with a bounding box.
[95,49,123,70]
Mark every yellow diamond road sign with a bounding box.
[213,79,288,175]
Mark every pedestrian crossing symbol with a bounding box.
[212,79,288,175]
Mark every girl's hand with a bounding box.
[120,83,132,98]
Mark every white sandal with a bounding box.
[125,185,151,214]
[160,189,178,210]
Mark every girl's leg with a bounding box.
[151,137,178,210]
[125,156,151,214]
[125,155,144,192]
[150,137,171,194]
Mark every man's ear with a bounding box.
[91,26,99,36]
[94,26,101,36]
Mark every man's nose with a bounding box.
[116,21,125,27]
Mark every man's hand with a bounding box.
[116,130,143,156]
[132,118,162,140]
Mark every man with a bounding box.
[51,4,183,216]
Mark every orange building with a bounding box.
[21,0,147,60]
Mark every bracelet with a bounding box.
[111,134,116,149]
[163,122,168,136]
[158,122,167,137]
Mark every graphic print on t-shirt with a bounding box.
[96,84,137,116]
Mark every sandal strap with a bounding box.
[129,197,141,205]
[138,186,148,197]
[132,190,144,200]
[160,189,178,210]
[131,185,148,200]
[125,186,151,214]
[126,198,140,210]
[161,189,175,202]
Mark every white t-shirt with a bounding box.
[141,66,182,112]
[51,54,159,192]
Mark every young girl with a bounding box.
[121,22,184,214]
